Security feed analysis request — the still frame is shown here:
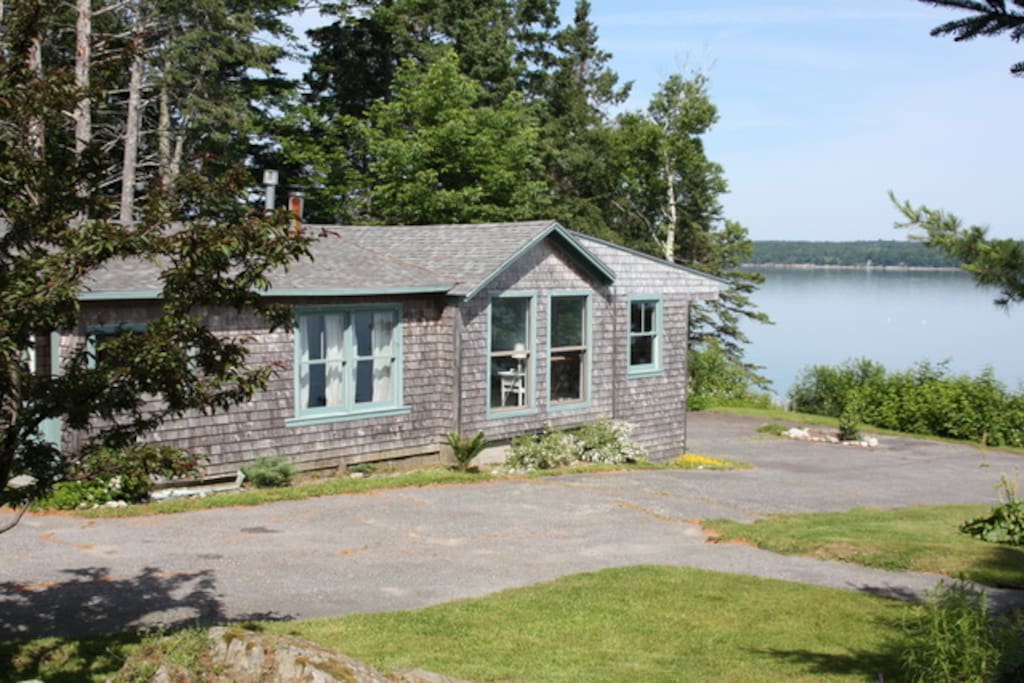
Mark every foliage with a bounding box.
[572,419,648,464]
[749,240,962,267]
[610,73,770,370]
[901,580,1024,683]
[688,338,773,410]
[36,445,201,509]
[445,431,489,471]
[920,0,1024,77]
[0,2,315,528]
[962,474,1024,546]
[507,427,578,470]
[837,393,864,442]
[706,504,1024,589]
[242,456,296,489]
[892,193,1024,307]
[789,359,1024,447]
[506,419,647,470]
[756,423,790,436]
[361,50,550,224]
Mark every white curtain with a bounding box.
[325,313,344,406]
[298,317,312,409]
[371,312,393,402]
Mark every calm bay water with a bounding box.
[741,268,1024,399]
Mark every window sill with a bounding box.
[548,399,592,413]
[627,367,663,379]
[486,406,539,420]
[285,406,411,428]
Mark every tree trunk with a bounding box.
[74,0,92,154]
[158,76,171,184]
[662,153,677,262]
[120,40,143,223]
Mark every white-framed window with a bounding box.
[628,296,662,376]
[489,295,533,412]
[549,294,589,404]
[294,306,401,420]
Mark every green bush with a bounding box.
[242,456,296,488]
[962,475,1024,546]
[687,339,774,410]
[35,445,201,509]
[445,431,489,471]
[901,580,1024,682]
[789,360,1024,447]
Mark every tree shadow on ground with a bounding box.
[752,644,906,682]
[1,565,291,681]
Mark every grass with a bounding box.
[262,565,908,682]
[705,505,1024,589]
[64,468,491,518]
[2,566,909,682]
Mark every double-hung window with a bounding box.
[628,297,661,376]
[489,296,533,412]
[294,306,401,421]
[549,295,589,405]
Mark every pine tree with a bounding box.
[921,0,1024,76]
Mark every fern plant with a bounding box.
[445,431,488,471]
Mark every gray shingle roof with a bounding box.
[78,220,720,301]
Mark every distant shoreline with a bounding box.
[742,263,963,272]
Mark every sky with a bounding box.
[289,1,1024,241]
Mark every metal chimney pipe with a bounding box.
[262,169,279,212]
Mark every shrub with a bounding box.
[35,444,202,509]
[242,456,296,488]
[445,431,489,471]
[507,428,577,470]
[687,339,774,410]
[837,393,863,442]
[789,359,1024,447]
[901,580,1024,683]
[962,475,1024,546]
[506,420,648,470]
[573,419,648,464]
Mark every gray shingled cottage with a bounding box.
[70,220,720,475]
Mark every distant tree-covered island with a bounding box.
[747,241,962,268]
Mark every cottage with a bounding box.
[64,220,720,474]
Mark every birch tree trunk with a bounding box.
[662,153,677,262]
[74,0,91,154]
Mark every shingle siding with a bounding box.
[72,296,455,475]
[63,229,718,474]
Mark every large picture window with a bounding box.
[489,296,532,411]
[628,297,661,375]
[295,307,400,420]
[549,295,588,404]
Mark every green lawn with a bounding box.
[705,505,1024,588]
[2,566,909,682]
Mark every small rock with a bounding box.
[350,472,366,479]
[866,437,879,447]
[785,428,811,440]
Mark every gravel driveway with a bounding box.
[3,411,1022,640]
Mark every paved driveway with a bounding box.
[3,412,1022,640]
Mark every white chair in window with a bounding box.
[499,343,529,407]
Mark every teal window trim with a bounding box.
[291,304,405,425]
[85,323,147,368]
[627,295,663,378]
[486,291,537,420]
[547,290,592,412]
